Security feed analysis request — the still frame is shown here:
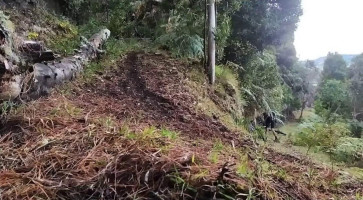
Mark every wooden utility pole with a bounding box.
[208,0,216,84]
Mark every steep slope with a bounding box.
[0,52,362,200]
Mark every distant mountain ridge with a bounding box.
[313,54,358,70]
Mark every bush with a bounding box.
[156,33,203,58]
[349,120,363,138]
[314,80,352,120]
[240,50,284,113]
[332,137,363,163]
[293,122,350,152]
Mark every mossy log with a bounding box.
[0,11,110,101]
[25,29,110,99]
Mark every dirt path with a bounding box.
[73,52,241,143]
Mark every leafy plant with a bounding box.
[293,122,351,155]
[208,140,225,164]
[0,101,16,123]
[156,33,203,58]
[332,137,363,163]
[236,154,254,180]
[240,50,284,114]
[349,120,363,138]
[315,80,352,120]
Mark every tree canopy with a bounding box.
[322,52,348,81]
[349,53,363,120]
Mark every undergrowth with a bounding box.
[44,13,80,55]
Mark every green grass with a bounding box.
[161,128,179,140]
[236,154,253,180]
[346,168,363,180]
[189,64,245,132]
[212,139,224,151]
[292,108,319,121]
[209,151,219,164]
[215,65,239,87]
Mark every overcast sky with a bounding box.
[294,0,363,60]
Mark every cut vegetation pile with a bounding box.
[0,52,362,199]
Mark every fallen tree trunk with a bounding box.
[24,29,110,99]
[20,41,58,63]
[0,13,110,101]
[0,11,110,101]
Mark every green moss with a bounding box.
[27,32,39,40]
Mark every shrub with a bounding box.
[156,33,203,58]
[349,120,363,138]
[314,80,352,120]
[332,137,363,163]
[293,122,350,153]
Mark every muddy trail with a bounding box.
[0,52,362,200]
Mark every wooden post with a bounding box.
[208,0,216,84]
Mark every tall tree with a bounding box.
[322,52,348,81]
[315,80,352,120]
[349,54,363,120]
[225,0,302,68]
[285,62,319,120]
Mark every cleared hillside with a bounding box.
[0,1,362,200]
[0,52,362,199]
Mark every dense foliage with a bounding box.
[293,120,363,163]
[224,0,302,113]
[292,51,363,165]
[349,54,363,121]
[315,80,352,119]
[322,53,348,81]
[240,50,284,114]
[315,52,363,124]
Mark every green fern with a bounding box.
[156,33,203,58]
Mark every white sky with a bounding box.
[294,0,363,60]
